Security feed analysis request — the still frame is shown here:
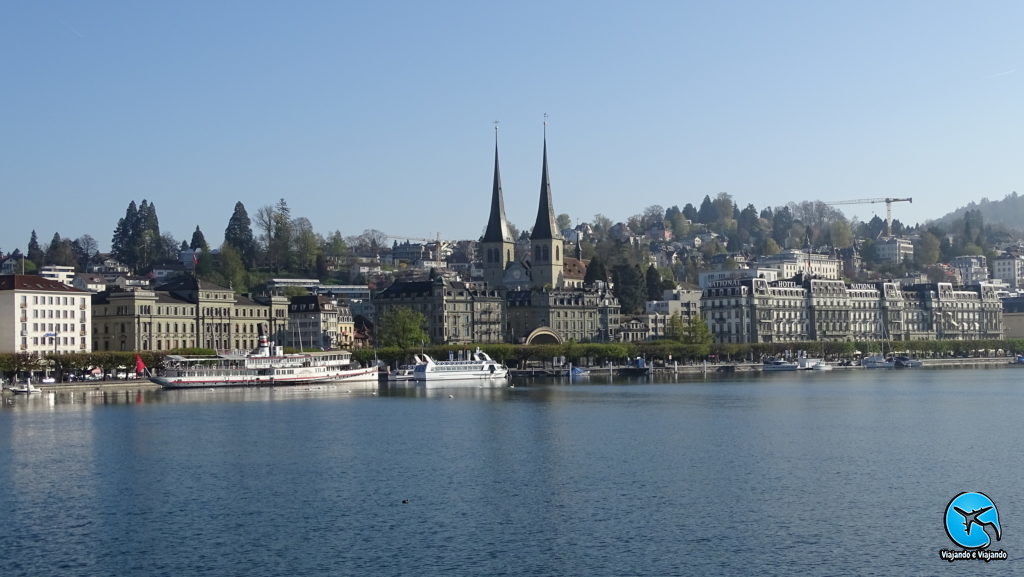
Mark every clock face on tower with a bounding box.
[512,269,522,280]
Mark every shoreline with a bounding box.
[5,357,1019,393]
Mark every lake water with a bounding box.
[2,367,1023,576]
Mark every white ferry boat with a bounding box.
[412,348,509,383]
[151,332,377,389]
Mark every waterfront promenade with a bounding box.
[7,355,1015,394]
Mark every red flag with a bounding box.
[135,354,147,376]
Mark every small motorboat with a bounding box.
[10,381,42,394]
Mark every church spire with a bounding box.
[482,124,512,243]
[531,121,562,241]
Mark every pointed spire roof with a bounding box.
[531,125,562,241]
[482,129,513,243]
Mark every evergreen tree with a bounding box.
[612,263,647,315]
[584,256,608,284]
[111,201,139,267]
[772,206,794,247]
[645,264,662,301]
[697,195,716,224]
[682,203,698,222]
[224,201,257,266]
[26,230,44,266]
[136,200,163,270]
[44,232,62,265]
[190,226,209,253]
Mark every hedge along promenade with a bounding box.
[356,338,1024,369]
[5,338,1022,384]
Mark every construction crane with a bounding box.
[824,197,912,237]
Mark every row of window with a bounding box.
[23,336,79,346]
[23,323,86,333]
[22,295,88,307]
[28,309,87,319]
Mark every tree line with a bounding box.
[3,191,1016,316]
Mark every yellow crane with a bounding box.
[824,197,912,237]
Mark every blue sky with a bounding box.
[3,1,1022,253]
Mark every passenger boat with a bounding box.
[151,332,377,389]
[411,348,509,382]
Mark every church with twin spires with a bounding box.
[374,128,621,345]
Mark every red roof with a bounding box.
[0,274,88,293]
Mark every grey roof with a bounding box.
[482,138,514,243]
[530,135,562,241]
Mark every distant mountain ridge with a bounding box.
[933,191,1024,232]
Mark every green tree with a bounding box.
[915,231,941,266]
[829,219,854,249]
[697,195,716,224]
[224,201,258,267]
[45,233,78,267]
[292,217,321,275]
[136,200,163,270]
[556,213,572,233]
[645,264,662,301]
[584,256,608,284]
[772,206,794,247]
[684,316,713,345]
[190,226,209,253]
[377,307,429,348]
[666,313,687,341]
[26,230,44,266]
[613,264,647,315]
[682,203,698,221]
[111,201,139,267]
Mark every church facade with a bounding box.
[375,129,621,345]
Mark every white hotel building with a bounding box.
[0,275,92,355]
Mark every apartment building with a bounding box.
[0,274,91,355]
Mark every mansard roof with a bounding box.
[0,274,87,293]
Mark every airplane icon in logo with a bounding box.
[954,506,1002,540]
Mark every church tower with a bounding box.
[529,126,564,290]
[480,128,516,288]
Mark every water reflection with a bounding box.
[0,381,385,411]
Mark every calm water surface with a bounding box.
[2,367,1023,576]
